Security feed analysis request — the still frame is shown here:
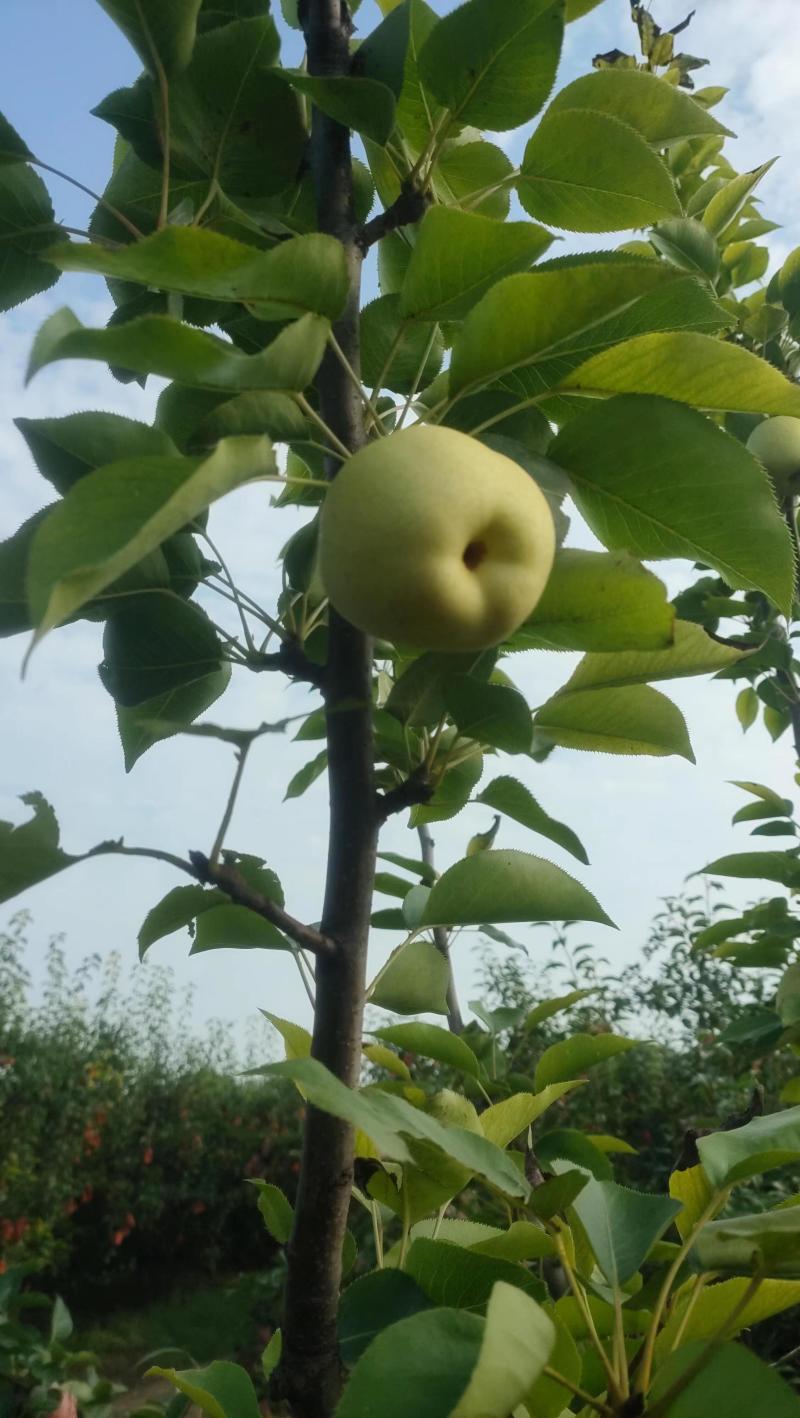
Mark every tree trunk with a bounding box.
[278,4,376,1415]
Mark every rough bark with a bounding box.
[277,4,377,1415]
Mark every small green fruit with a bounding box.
[319,425,556,651]
[746,416,800,496]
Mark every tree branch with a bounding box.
[376,768,433,823]
[355,183,431,253]
[187,851,336,958]
[418,824,464,1034]
[246,637,327,690]
[277,3,377,1413]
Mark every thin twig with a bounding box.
[209,743,251,866]
[376,769,434,823]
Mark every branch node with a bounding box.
[356,183,432,254]
[376,768,434,823]
[246,638,327,690]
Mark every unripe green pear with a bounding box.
[427,1089,482,1134]
[746,416,800,497]
[319,425,556,651]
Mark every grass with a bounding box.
[75,1267,286,1386]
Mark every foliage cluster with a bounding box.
[0,918,299,1305]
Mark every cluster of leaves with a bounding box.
[4,0,800,1413]
[0,920,301,1303]
[2,0,799,1013]
[0,1267,121,1418]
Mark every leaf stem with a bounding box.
[328,330,384,434]
[541,1367,613,1417]
[199,528,255,651]
[636,1189,731,1395]
[33,159,143,240]
[397,323,440,429]
[553,1231,619,1399]
[645,1268,765,1418]
[295,393,352,461]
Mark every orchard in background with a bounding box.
[4,1,800,1416]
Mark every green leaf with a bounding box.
[338,1270,432,1369]
[0,793,80,906]
[147,1362,260,1418]
[26,436,275,642]
[0,162,63,312]
[650,217,721,281]
[27,308,330,393]
[516,550,673,652]
[256,1057,528,1198]
[560,331,800,419]
[399,208,553,322]
[550,396,794,614]
[417,0,564,132]
[564,622,746,692]
[647,1342,800,1418]
[263,1012,312,1062]
[703,160,777,237]
[49,1296,73,1345]
[658,1277,800,1356]
[372,1023,482,1081]
[450,1282,555,1418]
[411,756,484,827]
[526,989,595,1028]
[570,1175,681,1286]
[95,0,203,73]
[275,70,395,145]
[285,750,328,802]
[96,20,302,201]
[406,1239,546,1312]
[361,294,443,394]
[518,109,679,232]
[0,110,33,164]
[192,904,288,954]
[249,1181,294,1244]
[476,777,588,864]
[100,597,223,707]
[549,69,731,146]
[377,851,436,885]
[138,883,223,959]
[480,1084,585,1148]
[538,1132,612,1181]
[444,677,532,755]
[698,1105,800,1187]
[368,938,450,1016]
[448,257,688,397]
[535,685,695,761]
[529,1170,590,1220]
[16,412,177,495]
[48,230,349,322]
[691,1209,800,1278]
[336,1308,484,1418]
[117,666,231,770]
[565,0,607,15]
[421,850,613,928]
[434,140,515,222]
[701,853,800,888]
[0,510,49,637]
[736,687,760,731]
[534,1034,635,1090]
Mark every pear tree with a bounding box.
[3,2,800,1416]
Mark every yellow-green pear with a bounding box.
[746,416,800,496]
[319,425,556,651]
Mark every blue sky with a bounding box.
[2,0,799,1043]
